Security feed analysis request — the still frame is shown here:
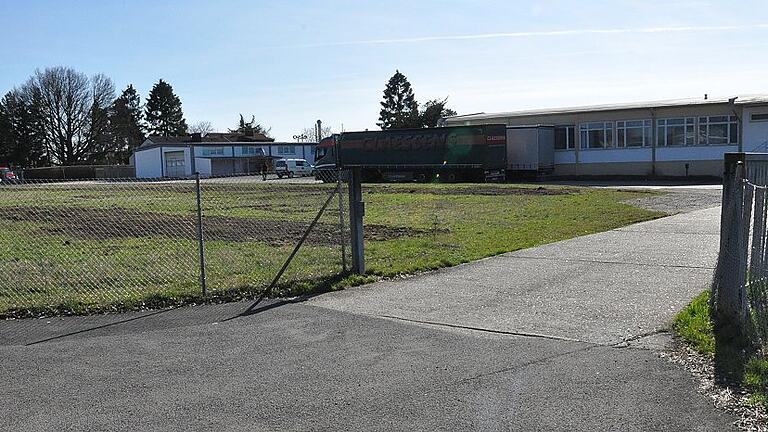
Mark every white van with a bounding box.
[275,158,313,178]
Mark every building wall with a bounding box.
[135,143,318,178]
[195,158,212,177]
[744,106,768,151]
[134,147,162,178]
[446,102,744,177]
[554,160,724,177]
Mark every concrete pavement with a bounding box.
[0,205,735,431]
[309,206,721,345]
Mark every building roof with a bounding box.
[143,132,275,146]
[445,94,768,122]
[135,138,317,152]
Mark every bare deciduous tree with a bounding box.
[300,125,333,142]
[189,121,214,135]
[22,67,116,165]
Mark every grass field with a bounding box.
[0,180,663,318]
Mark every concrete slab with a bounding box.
[309,207,722,345]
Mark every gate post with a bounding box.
[714,153,746,334]
[348,168,365,275]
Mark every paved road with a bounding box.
[0,203,734,431]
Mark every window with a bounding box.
[554,125,575,150]
[698,116,738,145]
[752,113,768,122]
[278,145,296,155]
[242,146,263,155]
[616,120,652,148]
[295,160,305,166]
[656,118,695,146]
[580,122,613,149]
[201,147,225,156]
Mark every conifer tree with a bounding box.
[377,70,420,130]
[145,79,187,136]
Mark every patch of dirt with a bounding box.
[363,185,575,196]
[0,207,441,247]
[662,339,768,431]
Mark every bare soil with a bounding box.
[363,185,574,196]
[0,207,439,247]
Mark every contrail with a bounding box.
[284,23,768,48]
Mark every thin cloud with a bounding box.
[284,23,768,49]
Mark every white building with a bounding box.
[132,134,318,178]
[444,95,768,177]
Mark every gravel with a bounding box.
[624,188,723,213]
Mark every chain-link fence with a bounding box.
[713,153,768,351]
[0,170,350,318]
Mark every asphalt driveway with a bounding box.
[0,203,734,431]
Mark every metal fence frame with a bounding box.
[714,152,768,347]
[0,169,361,317]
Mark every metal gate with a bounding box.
[164,151,186,177]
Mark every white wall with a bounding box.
[195,158,212,177]
[554,151,576,164]
[579,148,651,163]
[744,107,768,152]
[134,147,162,178]
[656,145,737,161]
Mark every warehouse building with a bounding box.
[132,133,317,178]
[443,95,768,177]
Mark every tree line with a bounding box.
[0,67,194,167]
[0,67,456,168]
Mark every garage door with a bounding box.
[165,151,186,177]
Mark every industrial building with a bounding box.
[132,133,317,178]
[443,95,768,177]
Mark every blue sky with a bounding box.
[1,0,767,140]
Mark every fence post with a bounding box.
[348,168,365,275]
[195,172,207,295]
[715,154,746,335]
[337,172,347,272]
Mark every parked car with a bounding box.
[275,159,313,178]
[0,167,18,183]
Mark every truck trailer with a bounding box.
[314,124,554,182]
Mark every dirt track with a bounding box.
[0,207,438,247]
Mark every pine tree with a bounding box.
[377,70,420,130]
[110,85,146,157]
[0,90,46,167]
[145,79,188,137]
[419,98,457,128]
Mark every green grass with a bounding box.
[673,291,715,355]
[0,182,661,318]
[673,290,768,409]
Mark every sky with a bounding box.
[1,0,767,141]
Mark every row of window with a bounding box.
[554,116,739,150]
[198,146,297,156]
